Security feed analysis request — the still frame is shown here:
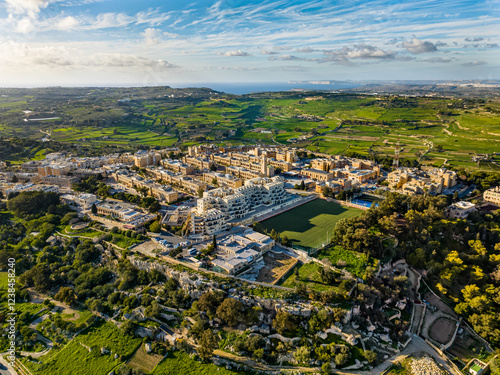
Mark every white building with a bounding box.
[196,176,287,221]
[448,201,476,219]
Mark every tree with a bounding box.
[91,203,97,215]
[197,187,205,198]
[149,220,161,233]
[321,363,331,375]
[490,358,500,375]
[121,320,135,336]
[197,329,217,362]
[148,200,161,213]
[300,180,306,190]
[273,310,296,335]
[54,287,77,306]
[294,345,311,365]
[216,298,243,327]
[212,235,217,251]
[210,164,217,172]
[364,350,377,363]
[335,352,349,366]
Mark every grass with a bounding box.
[281,262,338,292]
[127,343,162,373]
[1,88,500,171]
[24,320,142,375]
[316,245,370,277]
[152,350,241,375]
[259,199,362,249]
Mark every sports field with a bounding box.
[259,199,362,249]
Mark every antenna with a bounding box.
[393,134,400,168]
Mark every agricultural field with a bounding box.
[23,320,142,375]
[0,87,499,170]
[151,350,241,375]
[258,199,362,249]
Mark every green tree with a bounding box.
[273,310,296,335]
[149,220,161,233]
[216,298,243,327]
[121,320,135,336]
[321,362,331,375]
[198,329,217,362]
[294,345,311,365]
[91,203,97,215]
[364,350,377,363]
[54,287,77,306]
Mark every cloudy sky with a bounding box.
[0,0,498,86]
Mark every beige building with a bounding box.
[38,164,71,177]
[161,159,195,175]
[301,168,333,181]
[203,172,243,189]
[134,152,162,168]
[484,186,500,205]
[183,156,215,170]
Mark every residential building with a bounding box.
[134,151,162,168]
[203,172,243,189]
[448,201,477,219]
[301,168,333,181]
[197,176,287,221]
[484,186,500,205]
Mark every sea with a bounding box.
[171,81,363,95]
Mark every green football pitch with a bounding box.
[259,199,362,249]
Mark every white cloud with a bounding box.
[401,38,437,54]
[461,60,487,67]
[142,27,161,45]
[217,50,250,57]
[5,0,50,17]
[423,57,452,63]
[323,44,396,63]
[56,16,79,31]
[15,17,35,33]
[0,41,178,70]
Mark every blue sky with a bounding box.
[0,0,498,86]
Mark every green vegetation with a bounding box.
[316,245,370,277]
[259,199,362,249]
[152,350,240,375]
[0,88,499,171]
[24,321,142,375]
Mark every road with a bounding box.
[0,356,17,375]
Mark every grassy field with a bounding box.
[0,87,499,170]
[127,343,163,373]
[152,350,241,375]
[316,245,370,277]
[259,199,362,249]
[281,262,338,292]
[24,320,142,375]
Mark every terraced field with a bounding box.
[0,87,499,170]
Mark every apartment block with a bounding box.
[484,186,500,205]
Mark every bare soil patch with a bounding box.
[256,252,297,284]
[429,317,455,344]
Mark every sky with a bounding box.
[0,0,498,87]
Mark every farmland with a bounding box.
[23,320,142,375]
[258,199,362,249]
[0,87,499,171]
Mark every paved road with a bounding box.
[0,355,17,375]
[363,335,461,375]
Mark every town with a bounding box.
[1,141,499,375]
